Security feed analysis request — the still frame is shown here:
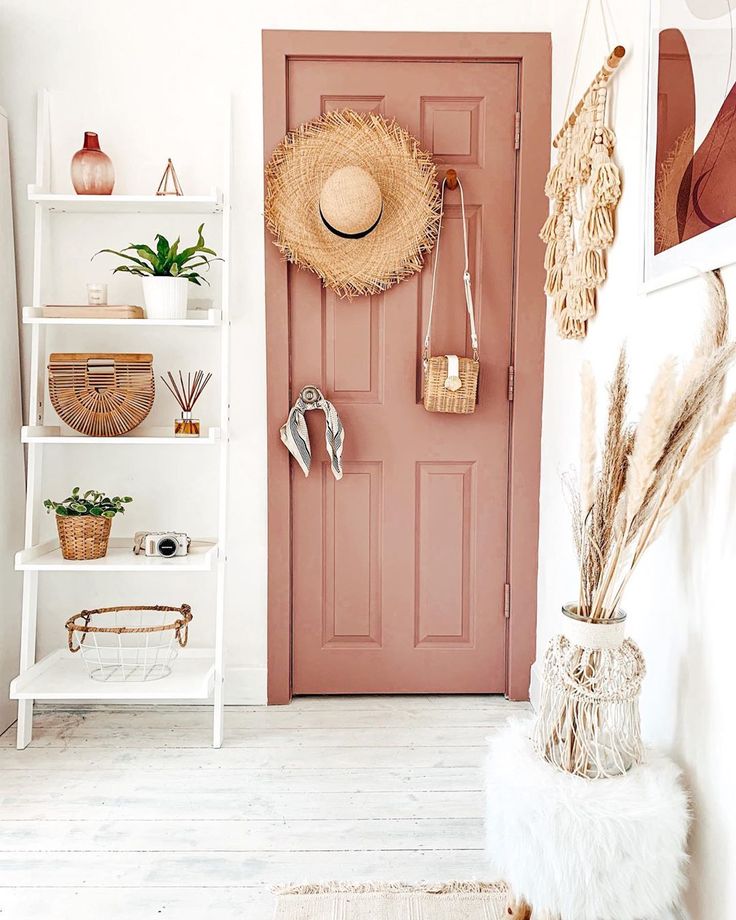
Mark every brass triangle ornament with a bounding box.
[156,158,183,196]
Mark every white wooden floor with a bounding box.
[0,696,528,920]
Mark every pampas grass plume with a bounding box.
[625,357,678,525]
[579,362,597,515]
[662,390,736,520]
[698,270,728,357]
[571,279,736,619]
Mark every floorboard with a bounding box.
[0,817,485,852]
[0,697,530,920]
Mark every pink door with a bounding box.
[285,57,520,694]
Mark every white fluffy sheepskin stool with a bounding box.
[486,720,690,920]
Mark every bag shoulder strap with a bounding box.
[422,176,479,362]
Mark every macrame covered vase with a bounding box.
[533,605,645,779]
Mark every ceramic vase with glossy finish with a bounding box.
[71,131,114,195]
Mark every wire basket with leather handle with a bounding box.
[66,604,192,682]
[48,353,155,437]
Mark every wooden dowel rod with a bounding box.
[552,45,626,148]
[606,44,626,70]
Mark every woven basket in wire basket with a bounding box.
[65,604,192,682]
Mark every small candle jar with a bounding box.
[87,283,108,305]
[174,411,200,438]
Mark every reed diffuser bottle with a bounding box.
[161,370,212,438]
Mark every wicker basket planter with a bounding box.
[56,514,112,560]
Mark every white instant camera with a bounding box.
[133,531,191,558]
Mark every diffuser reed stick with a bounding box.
[161,369,212,437]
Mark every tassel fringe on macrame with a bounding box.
[541,69,622,340]
[532,634,645,779]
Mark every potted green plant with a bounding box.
[44,488,132,561]
[94,223,220,320]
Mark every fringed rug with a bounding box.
[273,882,508,919]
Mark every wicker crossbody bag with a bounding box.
[422,176,479,414]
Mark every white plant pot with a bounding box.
[141,276,189,320]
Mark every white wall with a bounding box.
[540,4,736,919]
[0,109,25,734]
[2,2,733,916]
[0,0,550,705]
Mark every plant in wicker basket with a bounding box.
[534,272,736,777]
[44,488,132,561]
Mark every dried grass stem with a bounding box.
[571,272,735,620]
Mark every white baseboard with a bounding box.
[225,666,267,704]
[158,665,267,705]
[529,659,541,712]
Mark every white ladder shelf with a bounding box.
[10,90,231,749]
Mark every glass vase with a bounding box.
[71,131,115,195]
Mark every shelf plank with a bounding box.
[27,187,222,214]
[15,538,218,572]
[23,307,221,327]
[9,649,215,701]
[22,425,221,445]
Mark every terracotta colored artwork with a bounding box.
[646,0,736,286]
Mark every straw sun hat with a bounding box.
[265,110,441,298]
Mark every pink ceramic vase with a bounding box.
[70,131,114,195]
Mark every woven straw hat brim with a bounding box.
[265,110,441,299]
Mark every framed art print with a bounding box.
[644,0,736,289]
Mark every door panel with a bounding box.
[324,292,384,404]
[415,461,476,645]
[323,460,383,647]
[288,57,518,694]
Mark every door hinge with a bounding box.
[504,583,511,619]
[514,111,521,150]
[507,365,515,401]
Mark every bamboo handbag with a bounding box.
[422,176,479,414]
[48,353,155,437]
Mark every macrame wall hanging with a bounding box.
[542,0,625,340]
